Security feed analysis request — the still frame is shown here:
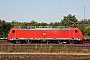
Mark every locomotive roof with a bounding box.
[19,27,70,30]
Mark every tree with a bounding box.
[53,22,60,27]
[30,20,39,26]
[60,14,78,27]
[88,19,90,25]
[78,24,87,36]
[40,22,48,26]
[49,22,54,26]
[0,20,11,37]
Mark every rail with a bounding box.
[0,38,7,40]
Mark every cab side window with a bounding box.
[75,30,78,33]
[12,30,15,33]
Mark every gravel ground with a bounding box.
[0,53,90,60]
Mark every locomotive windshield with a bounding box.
[75,30,78,33]
[12,30,15,33]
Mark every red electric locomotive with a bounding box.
[8,26,83,44]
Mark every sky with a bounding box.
[0,0,90,23]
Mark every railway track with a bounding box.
[0,54,90,60]
[83,41,90,44]
[0,39,90,54]
[0,44,90,53]
[0,39,11,44]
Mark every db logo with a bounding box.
[43,33,46,35]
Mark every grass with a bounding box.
[0,55,2,58]
[49,45,53,53]
[0,45,3,53]
[7,44,13,52]
[82,49,89,53]
[11,54,15,58]
[35,44,38,50]
[60,45,68,53]
[56,49,59,53]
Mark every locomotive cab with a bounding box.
[8,28,19,41]
[75,28,83,41]
[70,27,83,43]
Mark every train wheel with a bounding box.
[74,41,78,44]
[27,40,32,44]
[80,41,83,44]
[13,41,16,44]
[57,41,61,44]
[70,41,75,44]
[16,40,21,44]
[79,41,83,44]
